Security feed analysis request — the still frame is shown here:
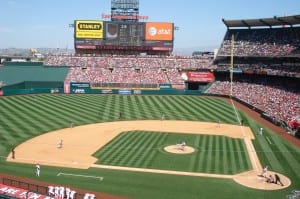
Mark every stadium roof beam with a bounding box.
[222,14,300,28]
[259,19,271,28]
[274,16,292,27]
[241,20,250,28]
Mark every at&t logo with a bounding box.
[149,27,157,36]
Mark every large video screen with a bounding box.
[74,21,174,51]
[104,22,144,46]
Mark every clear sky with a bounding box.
[0,0,299,54]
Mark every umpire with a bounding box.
[274,173,284,186]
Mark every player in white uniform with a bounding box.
[35,163,40,177]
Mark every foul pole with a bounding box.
[230,34,234,97]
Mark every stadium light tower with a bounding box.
[111,0,139,22]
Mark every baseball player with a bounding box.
[11,147,15,159]
[259,127,263,135]
[261,165,268,177]
[35,163,40,177]
[161,112,165,121]
[57,139,63,149]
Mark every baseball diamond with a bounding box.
[7,120,291,190]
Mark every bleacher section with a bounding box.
[218,27,300,57]
[205,75,299,126]
[211,22,300,128]
[45,55,216,89]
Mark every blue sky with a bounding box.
[0,0,299,54]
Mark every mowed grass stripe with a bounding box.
[108,132,149,165]
[182,96,210,120]
[38,95,98,124]
[170,96,201,121]
[98,95,116,120]
[214,135,221,173]
[192,98,223,122]
[222,136,229,174]
[140,133,169,168]
[98,132,139,164]
[125,132,160,167]
[188,135,201,172]
[208,98,237,123]
[256,132,284,172]
[227,138,235,174]
[268,136,300,178]
[0,99,52,134]
[120,132,156,166]
[204,135,214,173]
[144,96,163,119]
[21,96,82,126]
[233,139,244,172]
[10,97,64,130]
[134,132,165,167]
[125,96,142,119]
[231,139,241,173]
[198,135,209,173]
[137,96,154,119]
[201,98,236,123]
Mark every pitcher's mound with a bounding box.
[164,145,195,154]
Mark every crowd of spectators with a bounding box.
[45,54,216,89]
[205,78,300,125]
[217,63,300,77]
[218,27,300,57]
[45,54,216,70]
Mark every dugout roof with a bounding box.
[222,14,300,28]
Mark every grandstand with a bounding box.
[209,14,300,132]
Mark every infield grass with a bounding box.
[94,131,251,174]
[0,94,299,199]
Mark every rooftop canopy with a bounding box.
[222,14,300,28]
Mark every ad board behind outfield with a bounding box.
[75,20,104,39]
[145,22,173,41]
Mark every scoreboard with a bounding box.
[74,20,174,51]
[105,22,144,46]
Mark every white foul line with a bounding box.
[265,136,272,145]
[57,172,104,181]
[230,99,258,171]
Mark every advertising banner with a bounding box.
[75,20,103,39]
[181,72,214,82]
[70,82,90,88]
[145,22,173,41]
[119,90,132,95]
[0,183,47,199]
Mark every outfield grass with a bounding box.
[0,94,300,199]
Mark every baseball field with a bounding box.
[0,94,300,199]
